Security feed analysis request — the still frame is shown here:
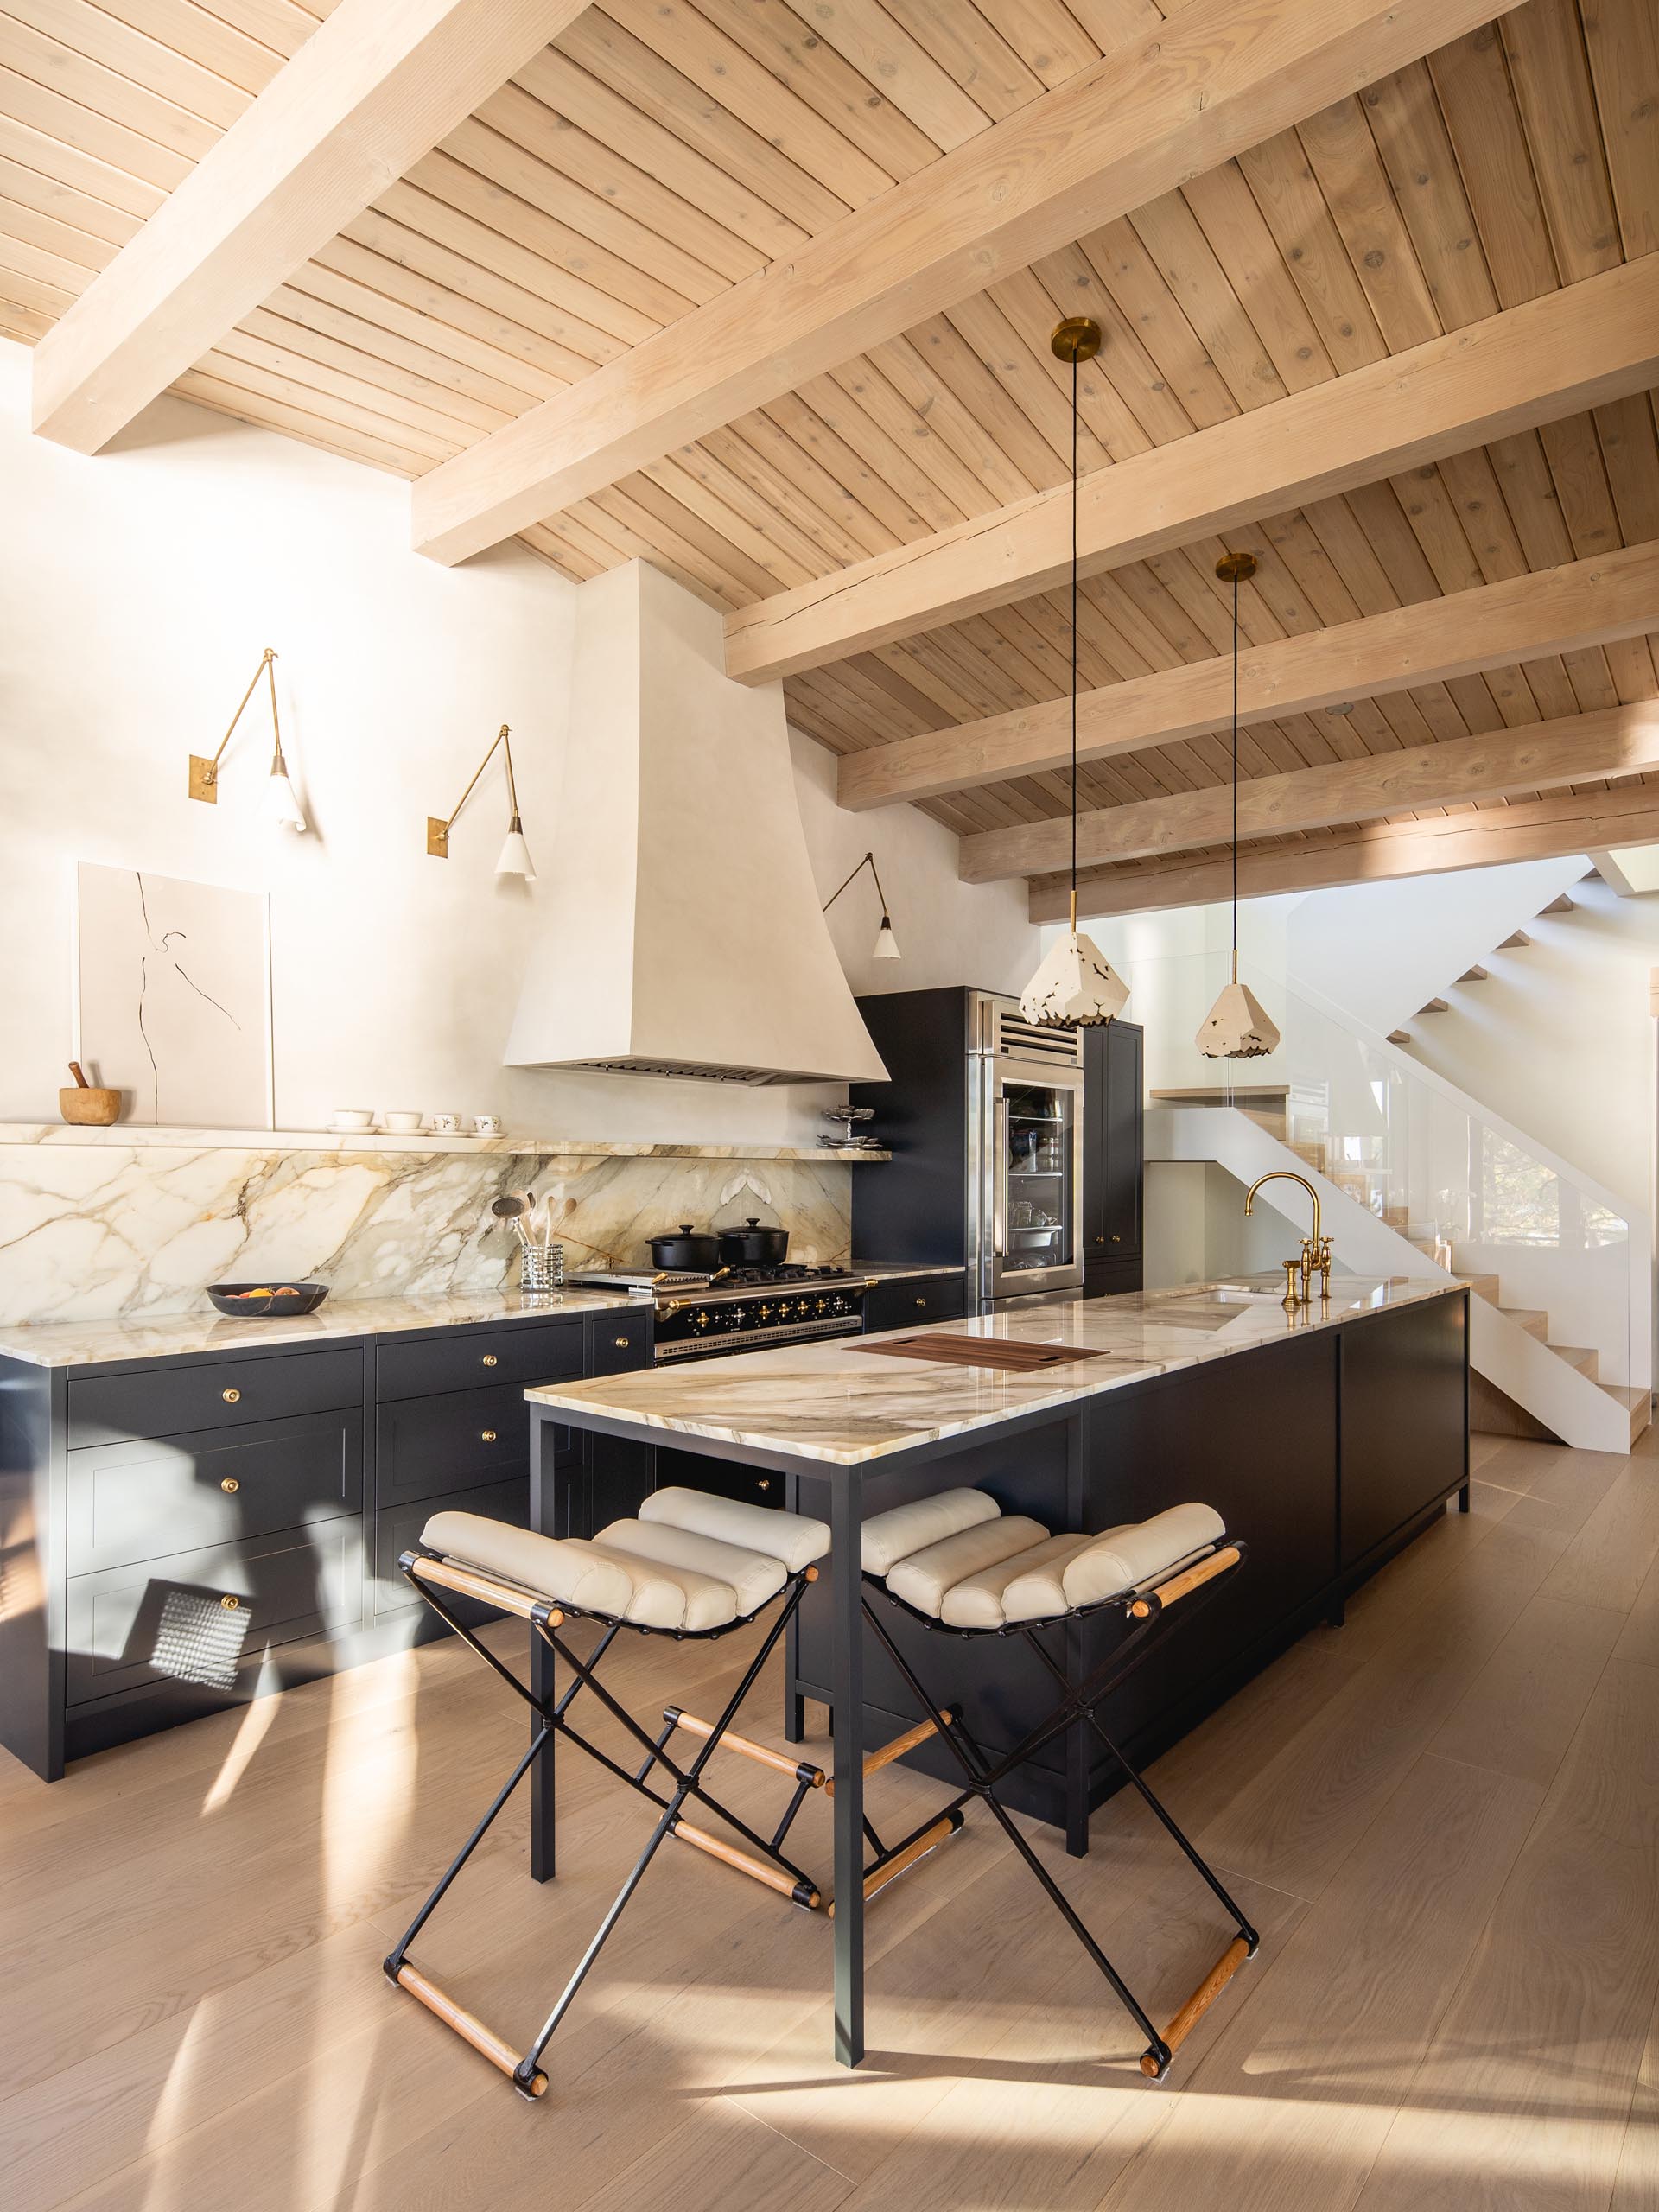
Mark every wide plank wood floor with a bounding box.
[4,1425,1657,2212]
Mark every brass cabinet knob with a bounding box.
[1094,1234,1104,1244]
[480,1352,498,1367]
[220,1477,239,1493]
[1110,1234,1121,1243]
[480,1428,498,1442]
[914,1296,927,1307]
[221,1387,241,1402]
[220,1594,240,1611]
[756,1478,771,1491]
[613,1335,630,1348]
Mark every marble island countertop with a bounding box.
[527,1274,1465,1466]
[0,1285,641,1369]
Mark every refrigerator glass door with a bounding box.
[986,1065,1083,1302]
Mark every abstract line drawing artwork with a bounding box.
[74,863,272,1128]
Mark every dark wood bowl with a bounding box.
[207,1281,330,1318]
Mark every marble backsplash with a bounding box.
[0,1141,854,1326]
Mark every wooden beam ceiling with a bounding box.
[408,0,1517,566]
[963,703,1659,880]
[838,543,1659,811]
[1028,777,1659,920]
[30,0,590,453]
[727,257,1659,683]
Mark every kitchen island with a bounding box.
[526,1273,1469,2069]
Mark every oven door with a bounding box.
[976,1056,1084,1308]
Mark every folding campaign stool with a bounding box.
[384,1485,832,2100]
[857,1489,1260,2080]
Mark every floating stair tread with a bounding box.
[1538,894,1574,914]
[1498,931,1531,948]
[1417,998,1449,1014]
[1553,1345,1600,1380]
[1459,966,1489,982]
[1387,1029,1411,1045]
[1501,1307,1550,1340]
[1463,1274,1503,1304]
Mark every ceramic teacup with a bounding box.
[473,1114,504,1137]
[429,1112,462,1135]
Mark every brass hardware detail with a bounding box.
[613,1335,630,1348]
[480,1429,497,1442]
[756,1478,771,1491]
[914,1296,926,1307]
[221,1387,241,1402]
[1111,1233,1122,1243]
[220,1477,239,1493]
[192,646,286,806]
[480,1352,498,1367]
[429,724,520,862]
[1215,550,1259,586]
[1050,315,1103,364]
[220,1595,240,1611]
[1245,1171,1330,1306]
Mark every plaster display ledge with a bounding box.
[0,1122,890,1164]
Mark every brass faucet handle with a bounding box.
[1281,1258,1306,1308]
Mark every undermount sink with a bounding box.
[1173,1285,1286,1305]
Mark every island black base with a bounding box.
[785,1289,1469,1850]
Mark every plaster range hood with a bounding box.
[505,561,888,1086]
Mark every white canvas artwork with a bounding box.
[74,863,272,1128]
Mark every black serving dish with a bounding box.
[207,1281,330,1318]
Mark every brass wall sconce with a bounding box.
[190,646,307,832]
[823,849,899,959]
[428,723,535,878]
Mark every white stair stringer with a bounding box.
[1147,1105,1635,1452]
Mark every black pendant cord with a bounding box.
[1231,565,1239,981]
[1071,348,1078,918]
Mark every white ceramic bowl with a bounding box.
[330,1109,374,1131]
[383,1110,423,1132]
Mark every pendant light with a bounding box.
[1195,551,1281,1058]
[1018,317,1128,1029]
[189,647,308,834]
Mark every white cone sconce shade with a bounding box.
[872,914,901,959]
[495,817,536,879]
[1020,929,1130,1027]
[823,850,901,963]
[265,763,307,834]
[1196,974,1281,1058]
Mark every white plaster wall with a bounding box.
[0,342,1024,1147]
[1143,1161,1289,1287]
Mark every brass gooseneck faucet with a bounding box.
[1244,1171,1333,1307]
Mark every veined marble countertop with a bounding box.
[0,1286,639,1369]
[0,1122,889,1164]
[528,1275,1465,1467]
[855,1262,968,1281]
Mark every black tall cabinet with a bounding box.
[1082,1020,1143,1297]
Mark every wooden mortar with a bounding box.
[60,1061,121,1125]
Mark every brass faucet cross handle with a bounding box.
[1243,1172,1327,1306]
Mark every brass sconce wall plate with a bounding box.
[188,754,221,804]
[427,816,451,859]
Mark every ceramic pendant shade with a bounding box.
[265,763,307,834]
[1195,976,1281,1058]
[872,915,901,959]
[495,817,536,879]
[1020,928,1130,1027]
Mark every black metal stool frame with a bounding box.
[384,1543,825,2101]
[856,1539,1261,2079]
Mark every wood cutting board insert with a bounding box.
[855,1334,1116,1373]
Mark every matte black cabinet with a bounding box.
[1082,1020,1144,1297]
[0,1304,652,1780]
[862,1273,968,1335]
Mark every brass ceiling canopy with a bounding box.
[1215,550,1258,585]
[1049,315,1102,365]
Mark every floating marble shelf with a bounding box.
[0,1122,891,1164]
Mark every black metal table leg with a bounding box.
[529,1411,556,1883]
[830,1467,865,2068]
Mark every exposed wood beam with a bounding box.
[410,0,1515,566]
[31,0,588,453]
[730,256,1659,685]
[961,704,1659,881]
[1027,778,1659,922]
[842,544,1659,812]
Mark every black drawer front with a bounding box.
[657,1444,782,1511]
[1084,1257,1142,1300]
[373,1474,531,1619]
[67,1410,363,1574]
[863,1275,968,1335]
[588,1308,652,1374]
[376,1382,534,1509]
[374,1319,584,1402]
[67,1346,362,1449]
[66,1522,362,1705]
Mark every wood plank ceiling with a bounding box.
[3,0,1656,914]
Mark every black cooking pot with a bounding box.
[648,1224,721,1270]
[717,1217,789,1268]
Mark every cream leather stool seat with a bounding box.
[423,1484,831,1633]
[862,1486,1227,1628]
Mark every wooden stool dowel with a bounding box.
[410,1555,562,1625]
[828,1812,962,1917]
[1140,1935,1253,2076]
[395,1963,548,2095]
[667,1708,824,1786]
[1130,1546,1242,1619]
[826,1707,953,1795]
[670,1817,822,1909]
